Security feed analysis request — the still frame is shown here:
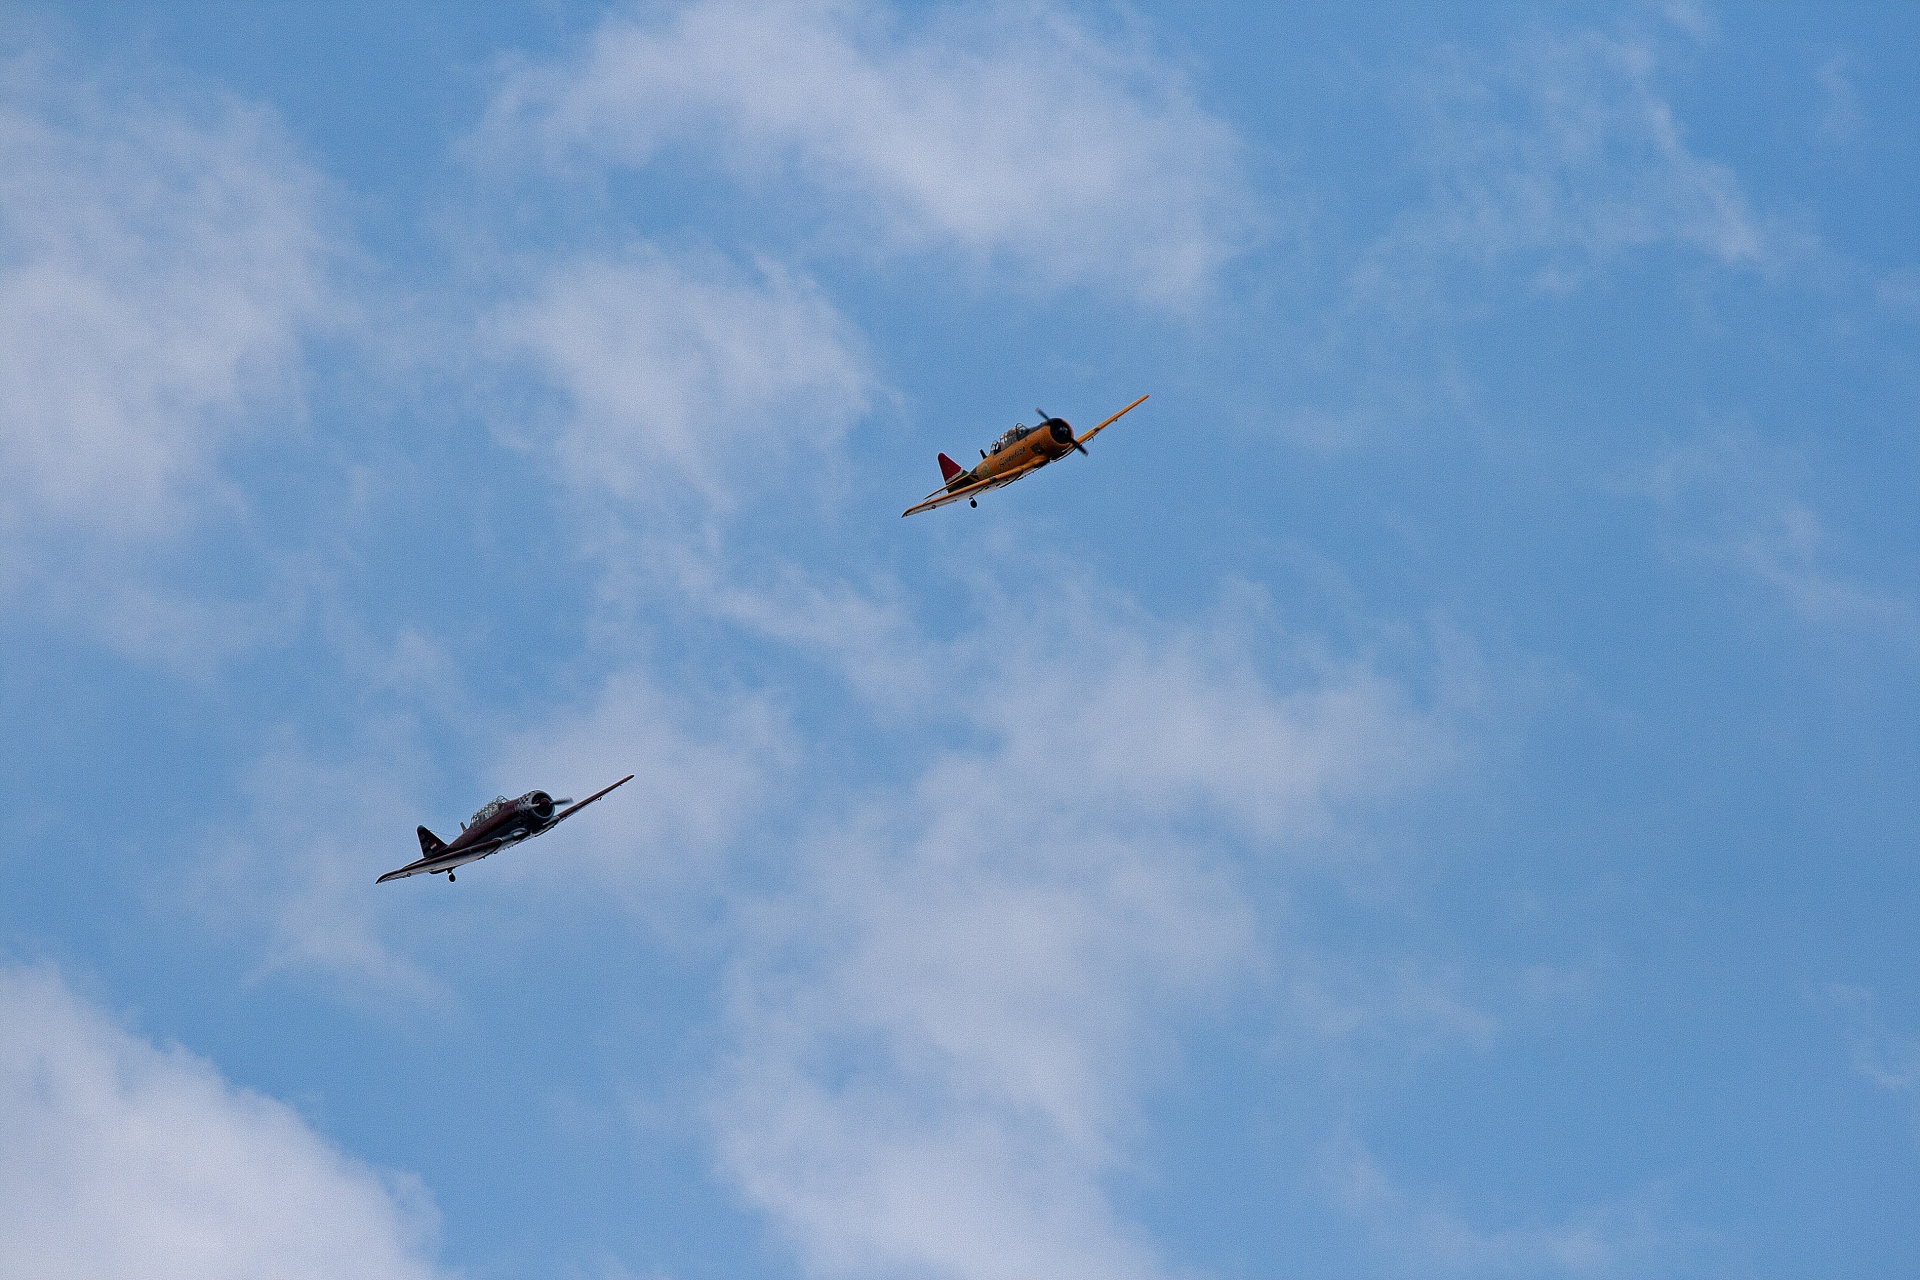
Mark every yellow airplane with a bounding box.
[901,394,1149,517]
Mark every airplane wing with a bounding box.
[549,774,635,826]
[375,837,508,883]
[1073,394,1149,449]
[903,396,1146,516]
[901,466,1031,517]
[376,857,441,883]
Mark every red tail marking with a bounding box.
[937,453,964,482]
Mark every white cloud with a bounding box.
[491,246,872,512]
[1641,433,1920,651]
[1321,1132,1701,1277]
[487,668,792,922]
[1878,264,1920,314]
[190,734,449,1005]
[1273,21,1794,455]
[1660,2,1718,46]
[1815,53,1862,143]
[953,602,1451,844]
[181,638,788,994]
[0,963,449,1280]
[1736,502,1920,645]
[0,46,335,553]
[704,585,1461,1280]
[1827,985,1920,1116]
[712,806,1245,1280]
[714,850,1233,1280]
[670,559,939,717]
[1358,28,1770,303]
[1275,955,1500,1071]
[470,546,1471,1280]
[484,0,1253,306]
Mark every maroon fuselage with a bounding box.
[377,774,633,884]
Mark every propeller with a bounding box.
[526,791,572,820]
[1041,407,1087,455]
[551,798,574,808]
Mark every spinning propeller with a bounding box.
[1039,407,1087,455]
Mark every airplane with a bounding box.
[901,394,1149,517]
[376,774,633,883]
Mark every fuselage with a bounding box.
[953,416,1076,489]
[380,773,632,884]
[436,790,558,869]
[903,394,1144,519]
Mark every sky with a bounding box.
[1,2,1916,1277]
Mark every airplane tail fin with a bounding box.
[417,826,447,857]
[938,452,965,483]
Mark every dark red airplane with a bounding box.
[376,774,633,884]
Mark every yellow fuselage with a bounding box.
[969,423,1071,485]
[901,397,1145,517]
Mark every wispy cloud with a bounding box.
[1641,432,1920,651]
[489,244,873,515]
[698,583,1463,1280]
[0,38,347,677]
[1322,1132,1709,1277]
[486,668,794,926]
[487,529,1474,1278]
[0,45,337,552]
[1827,984,1920,1123]
[1815,53,1862,143]
[0,962,450,1280]
[482,0,1255,307]
[714,846,1237,1280]
[1737,503,1920,645]
[188,733,450,1006]
[1357,27,1772,305]
[1272,18,1789,456]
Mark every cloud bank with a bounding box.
[702,589,1460,1280]
[494,246,872,512]
[485,0,1254,305]
[0,49,335,553]
[0,964,448,1280]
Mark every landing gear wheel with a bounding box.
[969,498,977,507]
[448,872,455,882]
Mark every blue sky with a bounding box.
[2,2,1916,1276]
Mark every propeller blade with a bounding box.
[1073,441,1089,456]
[551,798,574,807]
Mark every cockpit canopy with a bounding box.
[990,424,1031,453]
[468,796,508,828]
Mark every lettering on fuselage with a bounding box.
[971,421,1069,484]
